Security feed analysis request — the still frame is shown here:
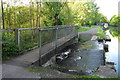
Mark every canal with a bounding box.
[105,30,120,76]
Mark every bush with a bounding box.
[2,42,19,60]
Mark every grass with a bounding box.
[96,27,107,39]
[78,25,96,32]
[67,75,100,78]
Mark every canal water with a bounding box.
[105,30,120,76]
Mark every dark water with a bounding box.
[105,30,120,76]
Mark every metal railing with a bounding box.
[38,25,78,65]
[1,25,78,55]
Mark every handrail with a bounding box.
[0,25,78,32]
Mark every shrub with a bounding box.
[2,42,19,60]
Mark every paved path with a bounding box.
[2,64,40,78]
[78,26,98,40]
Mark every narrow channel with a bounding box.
[105,30,120,76]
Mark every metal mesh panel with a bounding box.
[20,29,38,52]
[39,25,78,57]
[40,29,56,55]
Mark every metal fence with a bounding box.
[1,25,78,55]
[38,25,78,65]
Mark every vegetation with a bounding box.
[96,27,107,39]
[2,42,19,60]
[109,27,120,40]
[1,0,108,29]
[110,14,120,27]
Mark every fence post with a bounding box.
[15,29,20,54]
[38,29,42,66]
[55,27,58,63]
[55,28,58,54]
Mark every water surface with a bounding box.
[105,30,119,76]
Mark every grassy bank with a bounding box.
[78,25,96,32]
[96,26,107,39]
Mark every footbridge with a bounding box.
[2,25,78,66]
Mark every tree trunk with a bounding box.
[1,0,5,29]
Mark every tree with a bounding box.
[110,15,120,27]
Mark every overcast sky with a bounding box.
[94,0,119,20]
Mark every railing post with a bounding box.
[54,27,58,63]
[55,28,58,54]
[38,29,42,66]
[15,29,20,54]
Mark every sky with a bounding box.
[94,0,119,20]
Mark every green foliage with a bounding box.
[109,27,120,39]
[110,15,120,27]
[98,13,108,22]
[70,2,106,26]
[2,1,108,29]
[96,27,106,39]
[2,42,19,60]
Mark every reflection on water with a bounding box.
[105,30,119,76]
